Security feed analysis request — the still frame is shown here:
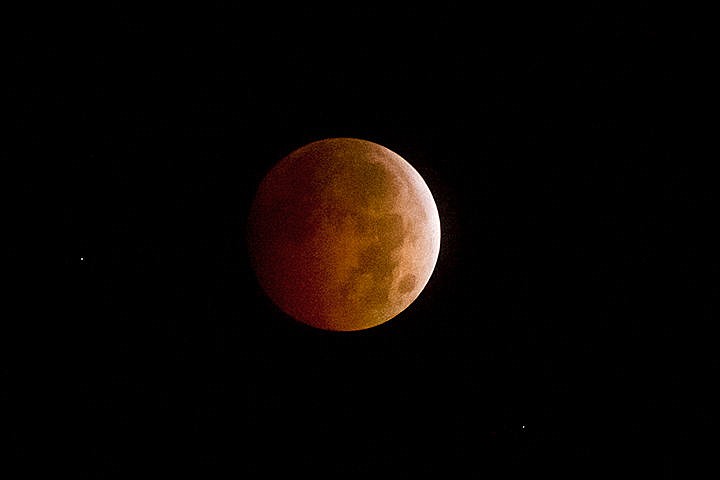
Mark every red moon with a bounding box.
[247,138,441,331]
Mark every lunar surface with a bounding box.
[247,138,441,331]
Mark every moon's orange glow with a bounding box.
[247,138,441,331]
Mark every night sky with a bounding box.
[7,3,716,478]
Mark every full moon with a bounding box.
[247,138,441,331]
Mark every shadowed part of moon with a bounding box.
[247,138,440,331]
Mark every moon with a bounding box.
[247,138,441,331]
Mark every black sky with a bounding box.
[6,3,716,478]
